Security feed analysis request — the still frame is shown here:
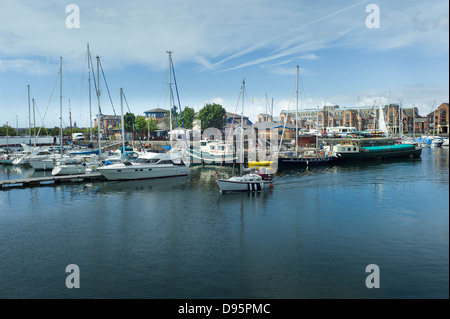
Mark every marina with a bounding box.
[0,1,448,304]
[0,135,441,190]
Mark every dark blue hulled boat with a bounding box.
[277,151,337,167]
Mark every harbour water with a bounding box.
[0,147,448,299]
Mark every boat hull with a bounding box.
[0,157,14,165]
[97,164,189,181]
[278,156,337,167]
[216,179,272,192]
[29,159,55,170]
[336,146,422,161]
[52,164,87,176]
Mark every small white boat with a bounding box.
[442,138,449,147]
[216,170,273,192]
[0,148,16,164]
[12,149,32,166]
[0,153,15,165]
[51,160,88,176]
[96,151,189,181]
[431,138,444,147]
[29,157,57,170]
[215,80,274,193]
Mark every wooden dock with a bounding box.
[0,173,106,189]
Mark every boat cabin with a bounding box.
[334,140,360,153]
[326,127,357,138]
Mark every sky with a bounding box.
[0,0,448,129]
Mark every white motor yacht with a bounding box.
[96,152,189,181]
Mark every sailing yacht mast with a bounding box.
[27,85,31,145]
[398,100,401,138]
[88,43,93,143]
[433,100,437,136]
[59,56,63,155]
[167,51,173,149]
[316,105,319,152]
[295,65,299,155]
[357,96,360,131]
[97,56,102,158]
[120,88,126,159]
[32,98,36,147]
[6,121,8,153]
[240,79,245,175]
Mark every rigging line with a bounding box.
[88,53,101,114]
[278,75,296,152]
[33,72,59,144]
[170,59,189,150]
[99,59,121,129]
[217,85,242,175]
[75,53,88,120]
[122,90,145,152]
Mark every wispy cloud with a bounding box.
[299,54,319,60]
[0,0,447,127]
[0,0,447,74]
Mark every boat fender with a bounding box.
[270,183,273,188]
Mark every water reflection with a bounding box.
[96,176,190,194]
[0,145,448,299]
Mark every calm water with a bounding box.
[0,147,448,299]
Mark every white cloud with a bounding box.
[299,54,319,60]
[204,97,225,107]
[436,15,449,30]
[0,0,448,128]
[0,58,53,76]
[1,0,448,74]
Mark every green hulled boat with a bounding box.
[335,140,422,161]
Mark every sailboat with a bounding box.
[97,52,189,181]
[277,65,337,168]
[216,80,273,192]
[0,122,15,164]
[29,57,65,171]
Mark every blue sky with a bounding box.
[0,0,448,129]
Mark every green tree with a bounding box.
[197,103,227,132]
[163,107,177,130]
[0,124,17,136]
[146,118,158,138]
[134,115,148,138]
[72,127,83,133]
[177,106,195,129]
[27,127,51,136]
[49,127,60,136]
[124,112,135,133]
